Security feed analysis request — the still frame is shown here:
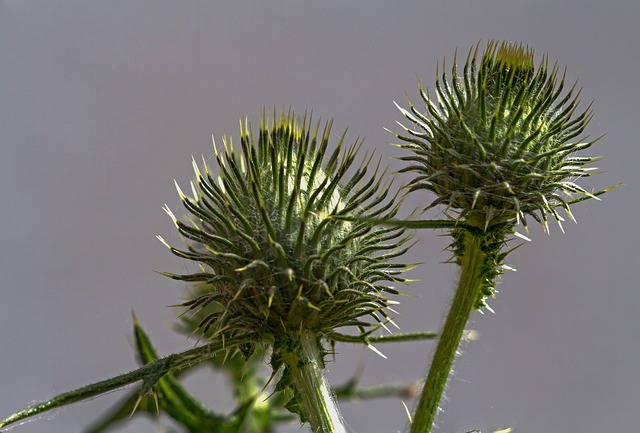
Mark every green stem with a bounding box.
[0,334,254,429]
[282,331,346,433]
[329,331,437,344]
[335,381,420,401]
[411,233,485,433]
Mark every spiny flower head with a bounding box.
[159,110,411,353]
[394,40,602,233]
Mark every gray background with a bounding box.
[1,1,638,432]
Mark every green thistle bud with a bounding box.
[394,40,601,233]
[159,110,411,353]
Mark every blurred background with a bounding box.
[1,1,638,432]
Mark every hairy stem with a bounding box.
[282,331,346,433]
[411,233,485,433]
[0,334,254,429]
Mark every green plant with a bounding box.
[1,41,615,433]
[391,40,615,433]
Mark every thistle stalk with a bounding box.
[281,331,346,433]
[393,40,612,433]
[410,232,485,433]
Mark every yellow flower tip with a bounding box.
[492,40,535,71]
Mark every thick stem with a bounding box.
[282,331,346,433]
[411,233,485,433]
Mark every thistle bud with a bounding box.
[160,110,411,355]
[394,40,601,233]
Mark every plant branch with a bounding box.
[329,215,464,231]
[281,331,346,433]
[329,331,437,344]
[0,334,255,430]
[410,233,485,433]
[335,380,420,401]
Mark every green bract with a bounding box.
[394,40,601,232]
[159,110,411,354]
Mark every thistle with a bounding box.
[391,41,611,433]
[0,110,425,433]
[0,42,615,433]
[395,40,600,233]
[159,109,412,432]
